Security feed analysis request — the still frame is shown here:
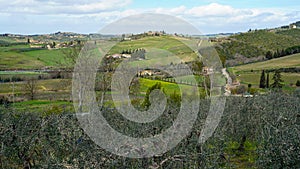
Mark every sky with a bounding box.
[1,0,300,35]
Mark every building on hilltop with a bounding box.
[290,24,297,29]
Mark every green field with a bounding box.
[11,100,74,114]
[237,73,300,86]
[0,36,199,70]
[0,79,70,94]
[0,43,66,70]
[230,54,300,91]
[232,53,300,73]
[139,78,201,95]
[109,36,198,64]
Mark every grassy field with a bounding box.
[0,79,71,94]
[139,78,206,96]
[109,36,198,65]
[0,36,199,70]
[232,53,300,73]
[230,54,300,92]
[0,43,66,69]
[11,100,74,114]
[237,73,300,86]
[24,49,66,67]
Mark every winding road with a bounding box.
[222,68,232,96]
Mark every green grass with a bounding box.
[224,141,257,169]
[167,75,204,84]
[139,78,204,96]
[0,43,67,69]
[231,53,300,89]
[109,36,198,64]
[0,79,71,94]
[24,48,66,67]
[0,81,25,94]
[232,54,300,73]
[0,36,199,70]
[236,73,300,87]
[0,51,45,69]
[11,100,73,114]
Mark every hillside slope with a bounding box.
[232,53,300,73]
[216,29,300,66]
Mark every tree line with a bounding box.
[265,45,300,60]
[259,69,286,89]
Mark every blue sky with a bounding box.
[1,0,300,34]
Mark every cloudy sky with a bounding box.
[1,0,300,34]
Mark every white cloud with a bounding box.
[1,2,300,34]
[148,3,300,33]
[0,0,132,14]
[188,3,252,17]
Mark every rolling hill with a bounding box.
[232,53,300,73]
[216,28,300,66]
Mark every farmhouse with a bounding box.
[121,54,131,58]
[139,70,154,76]
[202,66,214,75]
[290,24,297,29]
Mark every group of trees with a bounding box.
[265,45,300,60]
[119,48,146,59]
[131,48,146,59]
[1,91,299,168]
[121,48,145,55]
[259,70,284,89]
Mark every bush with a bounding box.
[256,93,300,168]
[296,80,300,87]
[0,95,10,105]
[0,93,299,168]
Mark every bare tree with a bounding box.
[24,78,38,100]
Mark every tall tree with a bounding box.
[270,70,284,89]
[296,80,300,87]
[266,72,270,88]
[259,70,266,88]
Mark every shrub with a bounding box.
[296,80,300,87]
[0,95,10,105]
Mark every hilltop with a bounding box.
[1,20,300,69]
[213,22,300,66]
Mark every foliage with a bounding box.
[259,70,266,88]
[24,78,38,100]
[217,30,300,65]
[296,80,300,87]
[271,70,284,89]
[0,92,299,168]
[141,82,163,108]
[256,92,300,168]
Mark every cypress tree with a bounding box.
[266,72,270,88]
[270,70,284,89]
[296,80,300,87]
[259,70,266,88]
